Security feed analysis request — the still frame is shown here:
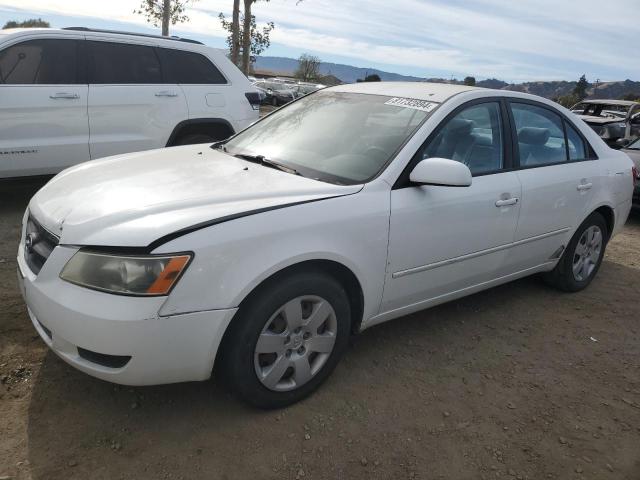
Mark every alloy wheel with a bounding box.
[572,225,603,282]
[254,295,337,392]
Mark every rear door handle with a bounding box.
[577,182,593,191]
[495,197,518,207]
[155,91,179,97]
[49,92,79,99]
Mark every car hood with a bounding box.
[575,115,624,125]
[28,145,362,248]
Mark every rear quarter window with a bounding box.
[158,48,227,84]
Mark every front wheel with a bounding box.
[543,212,608,292]
[218,271,351,409]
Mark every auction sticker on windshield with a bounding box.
[384,97,439,112]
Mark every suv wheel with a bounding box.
[543,212,608,292]
[219,271,351,409]
[175,133,216,146]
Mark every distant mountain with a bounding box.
[253,55,640,101]
[254,56,423,83]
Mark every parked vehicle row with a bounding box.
[0,27,260,178]
[252,78,325,106]
[17,82,635,408]
[620,137,640,207]
[571,99,640,148]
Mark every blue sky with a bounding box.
[0,0,637,83]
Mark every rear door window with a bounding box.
[158,48,226,84]
[0,39,78,84]
[510,103,567,167]
[88,41,161,84]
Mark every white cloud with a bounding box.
[0,0,636,81]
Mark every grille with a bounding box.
[24,214,59,275]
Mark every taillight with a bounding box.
[245,92,261,111]
[633,165,639,187]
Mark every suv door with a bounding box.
[381,100,522,314]
[503,100,601,273]
[156,47,234,132]
[86,40,188,159]
[0,37,88,177]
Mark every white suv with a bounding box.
[0,27,260,178]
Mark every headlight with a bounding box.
[60,250,192,296]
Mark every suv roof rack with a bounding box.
[63,27,204,45]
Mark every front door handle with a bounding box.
[155,91,179,97]
[495,197,519,207]
[49,92,80,99]
[577,182,593,191]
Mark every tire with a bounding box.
[175,133,215,146]
[543,212,608,292]
[218,271,351,409]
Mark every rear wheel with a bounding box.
[219,271,351,409]
[543,212,607,292]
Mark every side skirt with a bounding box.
[361,261,556,331]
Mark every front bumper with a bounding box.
[17,243,237,386]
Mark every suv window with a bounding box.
[511,103,567,166]
[158,48,226,84]
[420,101,504,175]
[88,41,161,84]
[0,39,78,84]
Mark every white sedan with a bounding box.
[17,82,635,408]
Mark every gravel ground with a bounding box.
[1,176,639,480]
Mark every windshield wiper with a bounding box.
[233,153,299,175]
[211,140,228,152]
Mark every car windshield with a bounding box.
[222,91,436,184]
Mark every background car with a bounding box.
[0,27,261,178]
[571,99,640,147]
[293,82,325,98]
[621,137,640,206]
[253,79,297,106]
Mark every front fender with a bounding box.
[155,182,391,322]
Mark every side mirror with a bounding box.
[409,158,472,187]
[615,138,631,148]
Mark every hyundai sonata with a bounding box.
[17,82,635,408]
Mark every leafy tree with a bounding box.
[357,73,381,82]
[134,0,198,36]
[295,54,321,82]
[555,93,581,109]
[463,76,476,86]
[2,18,50,29]
[620,92,640,101]
[573,74,589,100]
[219,10,274,73]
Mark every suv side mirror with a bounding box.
[409,158,472,187]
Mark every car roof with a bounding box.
[577,99,638,106]
[328,81,480,103]
[0,27,203,47]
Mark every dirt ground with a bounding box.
[1,176,639,480]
